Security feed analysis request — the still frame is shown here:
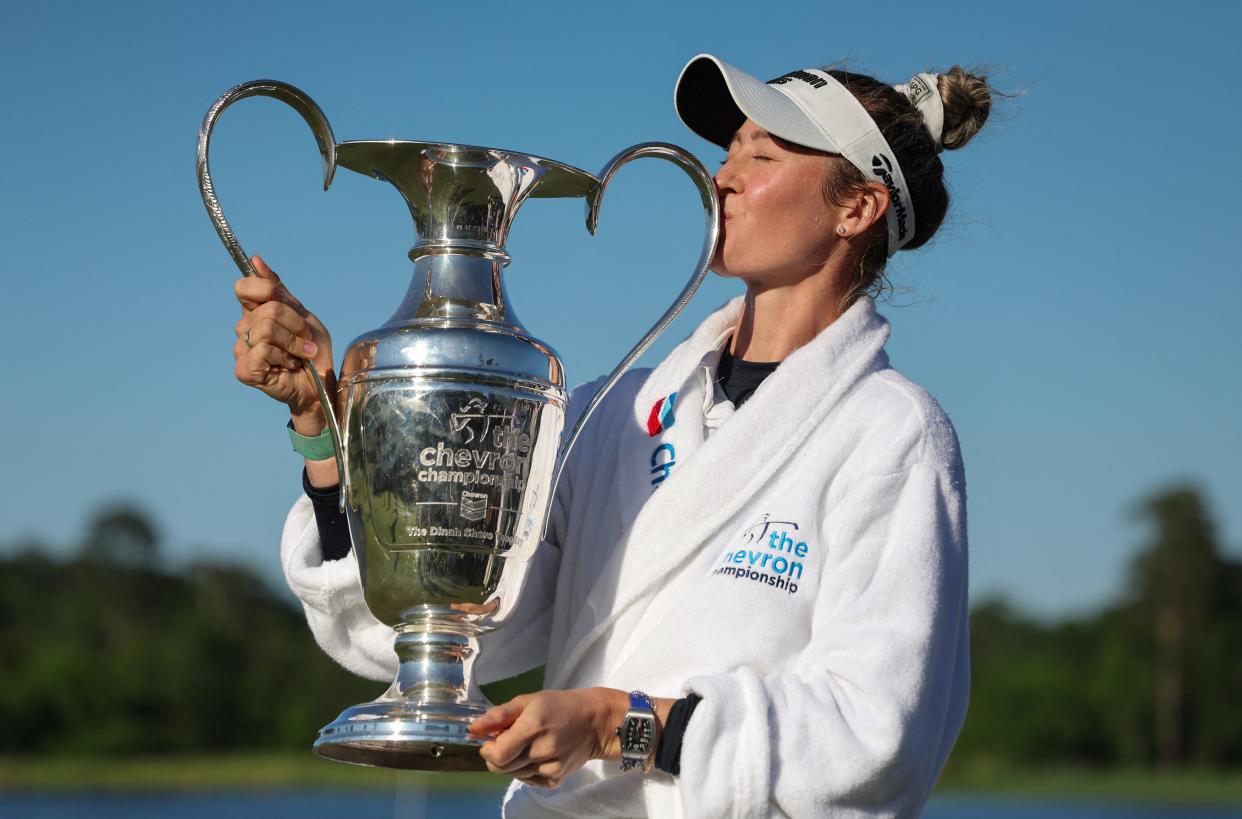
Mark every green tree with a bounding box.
[0,503,376,754]
[1127,484,1242,768]
[950,483,1241,775]
[953,600,1108,769]
[80,504,160,568]
[1132,487,1237,770]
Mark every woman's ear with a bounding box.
[837,182,890,239]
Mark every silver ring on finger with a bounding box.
[244,328,254,349]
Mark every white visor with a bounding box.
[675,53,915,256]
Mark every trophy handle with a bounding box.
[548,143,721,502]
[196,80,349,505]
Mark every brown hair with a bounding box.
[822,66,995,308]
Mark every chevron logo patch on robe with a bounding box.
[646,392,677,437]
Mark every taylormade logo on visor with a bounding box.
[871,154,909,241]
[768,70,827,89]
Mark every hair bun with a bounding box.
[937,66,992,150]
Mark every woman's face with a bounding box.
[712,119,839,286]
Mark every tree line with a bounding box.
[0,508,375,753]
[1,485,1239,770]
[950,485,1242,772]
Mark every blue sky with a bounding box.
[1,0,1238,619]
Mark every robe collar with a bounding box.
[548,295,892,687]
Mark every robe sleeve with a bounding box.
[280,494,396,682]
[676,458,969,818]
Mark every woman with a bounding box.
[234,54,993,817]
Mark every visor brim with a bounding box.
[674,54,842,154]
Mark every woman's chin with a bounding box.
[709,253,742,280]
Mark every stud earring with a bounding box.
[836,225,847,236]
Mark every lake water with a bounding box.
[1,792,1239,818]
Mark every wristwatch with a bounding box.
[616,690,657,772]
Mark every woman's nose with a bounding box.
[715,160,739,195]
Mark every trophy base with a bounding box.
[314,699,489,772]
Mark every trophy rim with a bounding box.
[337,139,598,192]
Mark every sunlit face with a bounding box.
[712,119,839,286]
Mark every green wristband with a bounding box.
[287,420,337,461]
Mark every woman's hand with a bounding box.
[232,255,335,424]
[469,688,627,788]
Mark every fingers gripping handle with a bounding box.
[547,143,721,507]
[197,80,349,504]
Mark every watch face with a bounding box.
[622,715,654,755]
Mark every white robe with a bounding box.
[280,295,970,818]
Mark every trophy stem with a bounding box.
[385,252,516,326]
[392,605,488,704]
[313,605,493,771]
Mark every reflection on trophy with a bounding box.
[197,80,719,770]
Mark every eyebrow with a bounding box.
[728,128,774,147]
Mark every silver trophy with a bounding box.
[197,80,719,770]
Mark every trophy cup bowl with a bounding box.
[198,81,720,770]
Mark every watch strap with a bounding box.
[287,419,336,461]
